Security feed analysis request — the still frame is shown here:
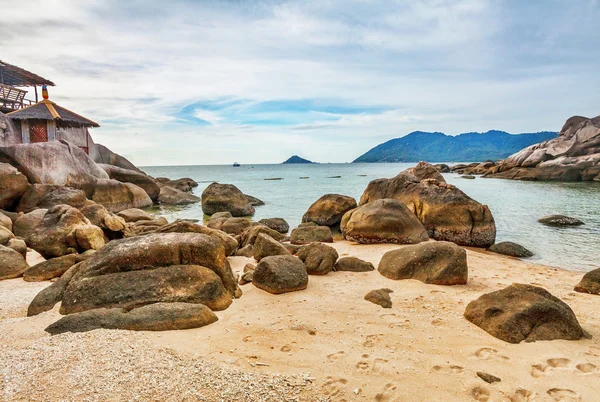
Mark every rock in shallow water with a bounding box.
[258,218,289,234]
[487,241,534,258]
[301,194,357,227]
[538,215,584,227]
[201,183,255,216]
[46,302,218,334]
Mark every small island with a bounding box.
[282,155,313,164]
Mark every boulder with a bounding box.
[235,244,254,257]
[359,176,496,247]
[156,177,198,192]
[0,140,108,186]
[434,164,450,173]
[290,225,333,245]
[91,143,141,172]
[464,283,584,343]
[46,302,217,334]
[23,254,78,282]
[28,263,81,316]
[124,217,169,237]
[7,238,27,257]
[0,211,12,231]
[0,225,13,245]
[27,205,105,259]
[0,244,29,280]
[61,265,232,314]
[117,208,153,222]
[152,220,238,256]
[258,218,289,234]
[378,241,468,285]
[341,199,428,244]
[302,194,357,227]
[253,233,291,261]
[17,185,87,212]
[99,164,160,201]
[239,224,285,247]
[538,215,584,227]
[253,255,308,294]
[404,161,446,183]
[219,218,259,236]
[84,179,152,212]
[574,268,600,295]
[0,162,29,210]
[211,211,233,220]
[0,111,21,146]
[298,222,318,228]
[245,194,264,206]
[158,185,200,205]
[80,204,127,238]
[13,208,47,238]
[297,242,338,275]
[334,256,375,272]
[364,288,393,308]
[488,242,534,258]
[201,183,255,216]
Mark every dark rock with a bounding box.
[201,183,255,216]
[0,244,29,280]
[464,283,584,343]
[0,225,13,245]
[434,164,450,173]
[239,271,254,285]
[23,254,78,282]
[378,241,468,285]
[253,233,291,261]
[46,302,218,334]
[157,177,198,192]
[0,162,29,210]
[297,242,338,275]
[538,215,584,227]
[99,163,160,201]
[488,242,533,258]
[234,244,254,257]
[341,199,428,244]
[282,242,302,255]
[253,255,308,294]
[404,161,446,183]
[158,186,200,205]
[91,143,141,172]
[302,194,357,227]
[245,194,264,206]
[477,372,501,384]
[574,268,600,295]
[290,226,333,245]
[364,288,393,308]
[334,257,374,272]
[259,218,289,234]
[28,263,81,316]
[461,175,476,179]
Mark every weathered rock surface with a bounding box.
[378,241,468,285]
[245,194,264,206]
[486,115,600,181]
[488,242,534,258]
[290,225,333,245]
[364,288,393,308]
[253,255,308,294]
[404,161,446,183]
[464,283,584,343]
[574,268,600,295]
[156,177,198,192]
[258,218,289,234]
[81,204,127,238]
[0,162,29,210]
[341,199,428,244]
[13,208,46,238]
[84,179,152,212]
[359,175,496,247]
[158,185,200,205]
[239,225,285,247]
[23,254,78,282]
[17,185,87,212]
[91,143,141,172]
[0,111,20,146]
[28,263,81,316]
[152,220,238,256]
[7,238,27,257]
[253,233,291,261]
[123,217,168,237]
[334,256,375,272]
[0,211,12,231]
[0,225,13,245]
[117,208,153,222]
[27,205,105,259]
[538,215,584,227]
[46,302,218,334]
[201,183,255,217]
[0,244,29,280]
[99,163,160,201]
[302,194,357,227]
[297,243,338,275]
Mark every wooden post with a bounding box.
[35,86,38,102]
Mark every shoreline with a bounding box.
[2,241,599,401]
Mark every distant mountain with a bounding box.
[283,155,313,164]
[353,130,557,163]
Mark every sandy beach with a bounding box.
[1,242,598,402]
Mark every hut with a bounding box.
[7,88,99,155]
[0,60,55,112]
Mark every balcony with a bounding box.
[0,84,36,113]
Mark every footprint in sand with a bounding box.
[508,388,535,402]
[576,362,597,373]
[375,383,400,402]
[530,358,590,378]
[322,376,348,397]
[585,346,600,358]
[473,347,510,361]
[355,354,389,374]
[547,388,581,402]
[388,320,411,329]
[363,334,383,347]
[432,364,464,374]
[280,344,292,353]
[327,351,346,363]
[471,386,491,401]
[431,318,445,326]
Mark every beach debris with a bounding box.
[477,371,501,384]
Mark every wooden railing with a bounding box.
[0,83,34,111]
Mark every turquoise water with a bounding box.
[142,163,600,273]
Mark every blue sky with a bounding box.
[2,0,599,165]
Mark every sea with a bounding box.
[142,163,600,273]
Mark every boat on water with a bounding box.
[233,162,240,167]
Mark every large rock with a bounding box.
[464,284,584,343]
[99,163,160,201]
[359,176,496,247]
[28,263,81,316]
[253,255,308,294]
[23,254,78,282]
[0,162,29,210]
[45,302,218,334]
[290,225,333,245]
[156,177,198,192]
[7,238,27,257]
[253,233,290,261]
[123,217,169,237]
[0,244,29,280]
[404,161,446,183]
[574,268,600,295]
[302,194,357,227]
[334,257,374,272]
[487,115,600,182]
[158,185,200,205]
[297,242,338,275]
[17,185,86,212]
[219,218,259,236]
[84,179,153,212]
[61,265,232,314]
[0,140,108,186]
[258,218,289,234]
[0,211,12,231]
[81,204,127,238]
[239,225,285,247]
[13,208,47,238]
[378,241,468,285]
[117,208,153,222]
[26,205,105,258]
[152,220,238,256]
[90,143,141,172]
[0,111,21,147]
[488,242,534,258]
[341,199,428,244]
[201,183,255,217]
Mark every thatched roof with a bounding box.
[8,100,99,128]
[0,60,55,87]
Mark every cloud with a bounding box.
[2,0,600,165]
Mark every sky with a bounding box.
[2,0,600,165]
